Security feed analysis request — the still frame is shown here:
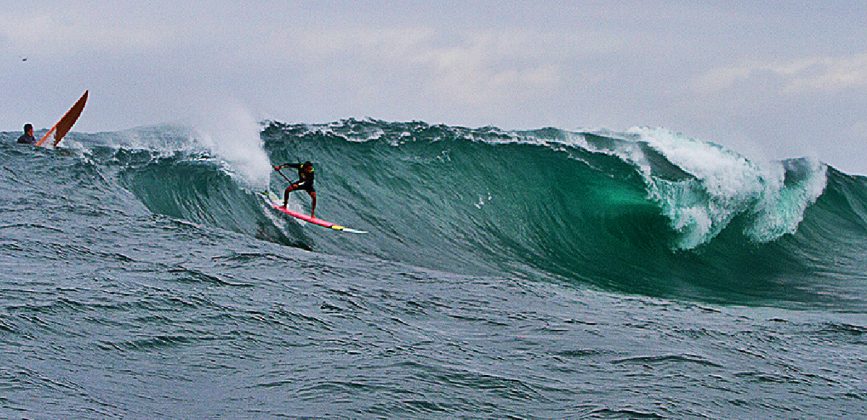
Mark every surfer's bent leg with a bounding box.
[308,191,316,218]
[283,184,298,208]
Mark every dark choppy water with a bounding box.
[1,121,865,417]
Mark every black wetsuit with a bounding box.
[17,134,36,145]
[283,163,315,192]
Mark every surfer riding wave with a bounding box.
[273,161,316,217]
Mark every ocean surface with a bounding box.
[1,119,865,418]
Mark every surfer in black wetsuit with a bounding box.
[273,161,317,217]
[17,124,36,145]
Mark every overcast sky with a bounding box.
[2,1,866,173]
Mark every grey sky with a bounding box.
[2,1,866,173]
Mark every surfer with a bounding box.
[17,124,36,145]
[273,161,317,217]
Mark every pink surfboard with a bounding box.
[261,191,367,234]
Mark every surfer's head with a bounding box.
[23,123,32,135]
[303,161,313,172]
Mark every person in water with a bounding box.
[17,123,36,145]
[273,161,317,217]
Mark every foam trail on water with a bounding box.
[190,103,270,188]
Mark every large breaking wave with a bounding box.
[4,119,866,308]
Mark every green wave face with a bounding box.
[258,121,866,308]
[6,120,866,309]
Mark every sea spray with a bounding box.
[746,158,828,242]
[190,103,271,188]
[625,127,828,249]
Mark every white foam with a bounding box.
[627,127,827,249]
[746,158,827,241]
[189,104,271,189]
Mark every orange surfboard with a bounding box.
[36,90,88,147]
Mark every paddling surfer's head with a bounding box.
[23,123,32,136]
